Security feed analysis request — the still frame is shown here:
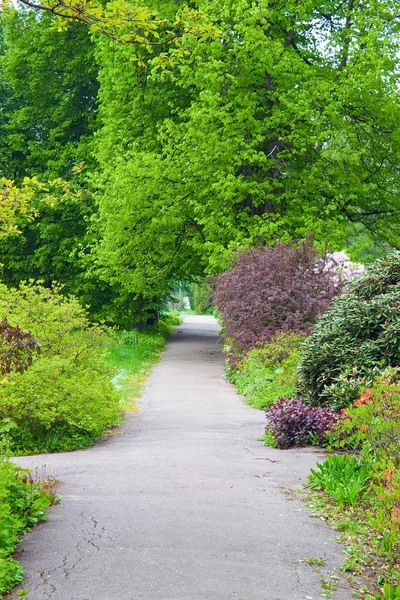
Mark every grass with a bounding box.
[107,315,181,412]
[305,489,400,599]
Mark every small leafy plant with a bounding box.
[265,397,338,449]
[377,583,400,599]
[308,454,371,508]
[0,457,52,595]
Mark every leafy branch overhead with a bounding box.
[2,0,218,58]
[0,177,82,237]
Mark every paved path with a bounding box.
[9,316,354,600]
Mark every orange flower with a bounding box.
[384,469,393,482]
[360,424,368,431]
[354,389,375,406]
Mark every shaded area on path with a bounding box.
[8,316,354,600]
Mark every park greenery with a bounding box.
[0,457,56,595]
[0,0,399,596]
[217,250,400,596]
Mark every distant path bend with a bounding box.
[10,316,353,600]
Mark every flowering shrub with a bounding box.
[315,377,400,579]
[298,252,400,406]
[317,251,364,291]
[216,240,336,359]
[265,397,339,449]
[329,376,400,458]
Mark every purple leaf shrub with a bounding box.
[265,397,339,449]
[216,241,337,358]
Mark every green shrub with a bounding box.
[231,332,305,410]
[298,252,400,407]
[0,457,51,595]
[0,283,122,454]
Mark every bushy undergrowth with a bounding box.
[0,283,122,454]
[216,240,336,360]
[265,397,339,449]
[308,377,400,596]
[298,252,400,407]
[228,332,305,410]
[0,457,52,595]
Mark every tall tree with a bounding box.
[0,14,105,316]
[95,0,400,287]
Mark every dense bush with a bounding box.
[298,252,400,407]
[0,283,122,453]
[0,457,51,594]
[265,397,339,449]
[229,332,305,410]
[216,240,336,358]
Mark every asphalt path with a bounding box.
[8,316,354,600]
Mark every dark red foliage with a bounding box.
[265,397,339,449]
[0,317,41,374]
[215,241,336,356]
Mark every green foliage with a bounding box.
[308,454,371,508]
[193,278,214,314]
[0,12,99,180]
[378,584,400,600]
[0,457,51,595]
[0,15,122,324]
[298,252,400,407]
[0,180,99,308]
[0,283,122,454]
[92,0,400,316]
[230,332,305,410]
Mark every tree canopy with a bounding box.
[0,0,399,324]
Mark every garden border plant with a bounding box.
[0,457,56,596]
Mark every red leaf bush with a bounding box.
[216,241,337,359]
[265,397,339,449]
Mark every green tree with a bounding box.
[2,0,399,326]
[94,0,400,299]
[0,11,99,180]
[0,14,111,318]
